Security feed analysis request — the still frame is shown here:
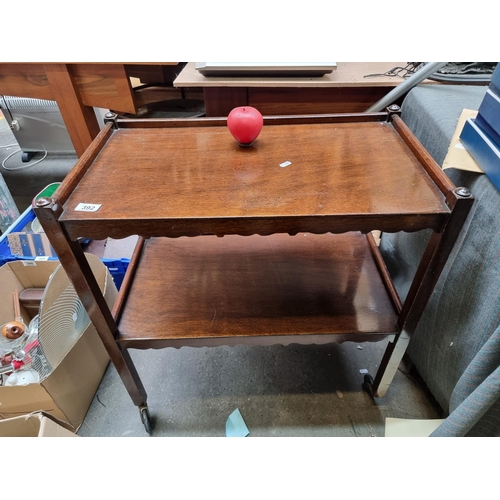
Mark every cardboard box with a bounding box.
[0,410,77,437]
[0,255,117,431]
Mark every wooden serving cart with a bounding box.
[34,108,473,434]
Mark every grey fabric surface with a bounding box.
[396,85,488,166]
[379,84,500,436]
[430,325,500,437]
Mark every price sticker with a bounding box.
[75,203,102,212]
[22,261,37,267]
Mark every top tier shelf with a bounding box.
[57,113,452,241]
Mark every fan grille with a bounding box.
[37,283,90,373]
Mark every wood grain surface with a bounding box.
[59,119,449,240]
[116,232,398,348]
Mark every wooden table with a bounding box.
[174,62,429,116]
[0,63,180,157]
[34,110,473,434]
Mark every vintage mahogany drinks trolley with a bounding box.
[35,107,473,434]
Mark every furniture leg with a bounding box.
[370,330,410,397]
[369,188,474,397]
[44,64,101,157]
[34,197,148,408]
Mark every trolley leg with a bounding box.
[364,331,410,398]
[34,198,149,410]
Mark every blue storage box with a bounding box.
[460,117,500,192]
[0,207,129,289]
[476,89,500,143]
[459,62,500,193]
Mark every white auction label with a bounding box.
[75,203,102,212]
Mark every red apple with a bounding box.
[227,106,263,147]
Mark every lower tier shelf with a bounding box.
[115,232,399,349]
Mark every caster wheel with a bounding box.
[362,374,375,398]
[140,406,155,436]
[21,151,36,162]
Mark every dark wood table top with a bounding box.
[59,117,450,240]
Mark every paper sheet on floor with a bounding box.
[385,417,445,437]
[442,109,484,173]
[226,408,250,437]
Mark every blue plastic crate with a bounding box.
[98,258,130,290]
[0,207,129,289]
